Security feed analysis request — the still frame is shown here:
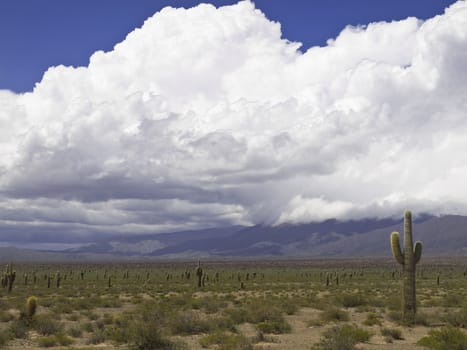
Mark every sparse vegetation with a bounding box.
[313,324,371,350]
[417,326,467,350]
[381,327,403,342]
[199,331,253,350]
[0,258,463,349]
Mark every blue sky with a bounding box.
[1,0,467,248]
[0,0,456,92]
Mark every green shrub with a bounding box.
[34,314,63,335]
[387,310,402,322]
[339,294,367,308]
[169,310,211,335]
[55,333,73,346]
[67,326,83,338]
[256,318,291,334]
[443,294,464,308]
[87,312,99,321]
[0,328,11,347]
[199,331,253,350]
[381,327,403,342]
[67,313,80,321]
[443,308,467,328]
[363,313,381,326]
[128,319,181,350]
[106,314,131,343]
[95,319,105,330]
[192,296,228,314]
[224,307,248,324]
[414,312,431,326]
[313,324,371,350]
[417,327,467,350]
[82,321,94,332]
[102,313,114,325]
[9,319,28,339]
[87,330,106,344]
[320,307,350,323]
[278,300,299,315]
[37,336,57,348]
[248,304,287,325]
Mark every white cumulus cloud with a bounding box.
[1,0,467,240]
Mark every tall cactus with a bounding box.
[4,263,16,293]
[195,260,203,288]
[390,210,422,323]
[56,271,61,288]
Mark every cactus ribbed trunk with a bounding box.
[195,260,203,288]
[403,212,416,318]
[390,211,422,324]
[25,296,37,318]
[5,263,16,293]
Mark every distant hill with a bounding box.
[0,215,465,261]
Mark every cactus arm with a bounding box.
[413,241,422,264]
[390,232,404,265]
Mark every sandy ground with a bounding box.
[176,307,435,350]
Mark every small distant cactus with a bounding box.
[4,263,16,293]
[195,260,203,288]
[56,272,61,288]
[390,210,422,324]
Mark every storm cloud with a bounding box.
[1,0,467,242]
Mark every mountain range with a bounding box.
[1,214,465,261]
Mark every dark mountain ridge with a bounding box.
[1,214,465,261]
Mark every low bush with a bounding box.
[87,330,106,344]
[320,307,350,323]
[443,308,467,328]
[381,327,403,342]
[313,324,371,350]
[224,302,291,334]
[81,322,94,332]
[199,331,253,350]
[417,326,467,350]
[169,310,211,335]
[67,326,83,338]
[34,314,63,335]
[9,319,28,339]
[128,318,182,350]
[55,333,73,346]
[192,296,228,314]
[363,313,381,326]
[339,294,367,308]
[442,294,464,308]
[37,336,57,348]
[0,328,11,347]
[256,318,291,334]
[414,312,432,326]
